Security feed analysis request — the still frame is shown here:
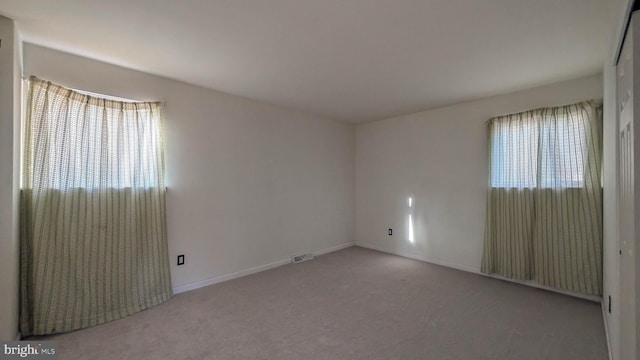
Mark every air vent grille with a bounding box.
[292,254,314,263]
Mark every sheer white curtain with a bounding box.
[482,101,602,295]
[490,107,589,189]
[20,77,172,335]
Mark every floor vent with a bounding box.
[292,254,314,263]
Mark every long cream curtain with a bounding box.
[20,77,172,336]
[481,101,603,296]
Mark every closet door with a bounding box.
[618,11,640,360]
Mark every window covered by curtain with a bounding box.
[481,101,602,296]
[20,77,172,336]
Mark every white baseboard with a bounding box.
[355,242,478,273]
[173,242,354,294]
[601,299,613,360]
[356,242,601,303]
[311,241,354,256]
[172,258,290,294]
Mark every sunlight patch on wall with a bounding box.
[408,197,414,243]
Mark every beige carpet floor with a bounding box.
[32,246,607,359]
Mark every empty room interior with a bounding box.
[0,0,639,359]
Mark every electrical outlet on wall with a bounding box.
[177,254,185,266]
[388,228,393,236]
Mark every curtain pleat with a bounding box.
[481,101,602,296]
[20,77,172,336]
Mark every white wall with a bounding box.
[23,43,355,290]
[0,16,20,341]
[356,74,602,273]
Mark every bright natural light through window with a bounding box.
[40,103,161,190]
[490,111,587,189]
[24,78,164,191]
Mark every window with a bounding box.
[490,107,588,189]
[23,78,165,191]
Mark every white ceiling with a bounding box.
[1,0,615,123]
